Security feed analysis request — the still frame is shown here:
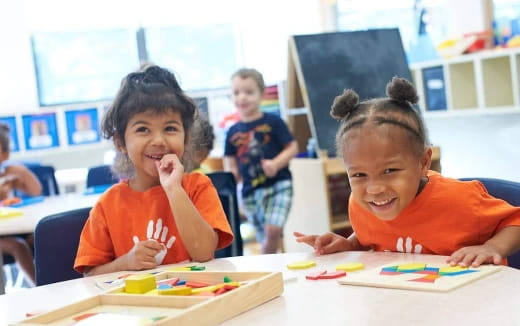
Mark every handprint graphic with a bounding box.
[396,236,423,254]
[133,218,176,264]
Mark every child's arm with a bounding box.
[83,240,163,276]
[224,156,240,182]
[5,165,42,196]
[293,231,367,255]
[261,140,298,177]
[157,154,218,262]
[447,225,520,267]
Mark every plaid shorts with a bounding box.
[242,179,293,242]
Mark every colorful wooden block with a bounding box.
[336,262,364,272]
[396,263,426,272]
[305,270,327,280]
[287,260,317,270]
[318,271,346,279]
[124,274,157,294]
[157,277,179,286]
[185,281,211,288]
[158,286,193,296]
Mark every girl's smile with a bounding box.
[121,110,185,191]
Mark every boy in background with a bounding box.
[224,68,298,254]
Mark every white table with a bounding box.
[1,251,519,325]
[0,194,100,236]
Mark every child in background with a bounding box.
[224,68,298,254]
[74,66,233,276]
[294,77,520,267]
[188,115,215,174]
[0,123,42,286]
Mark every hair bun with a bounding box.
[386,77,418,104]
[330,89,359,121]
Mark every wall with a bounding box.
[425,112,520,182]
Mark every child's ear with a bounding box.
[420,147,432,176]
[114,136,127,154]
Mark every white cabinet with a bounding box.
[411,48,520,115]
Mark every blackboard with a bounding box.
[291,29,412,157]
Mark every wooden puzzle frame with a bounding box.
[338,262,502,292]
[15,271,283,326]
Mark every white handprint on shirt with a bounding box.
[396,236,423,253]
[132,218,176,264]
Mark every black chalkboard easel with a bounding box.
[286,29,413,157]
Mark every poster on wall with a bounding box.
[65,108,100,146]
[22,113,60,150]
[0,116,20,152]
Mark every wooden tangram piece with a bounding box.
[338,262,502,292]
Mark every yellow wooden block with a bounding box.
[124,274,157,294]
[336,262,364,272]
[287,261,317,270]
[158,286,193,295]
[191,285,218,294]
[167,267,192,271]
[0,208,23,219]
[439,266,467,274]
[144,289,159,296]
[396,263,426,271]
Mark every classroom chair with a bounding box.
[459,177,520,269]
[17,165,60,197]
[207,172,243,258]
[86,164,118,188]
[34,207,91,286]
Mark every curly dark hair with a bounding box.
[102,65,197,177]
[330,77,429,157]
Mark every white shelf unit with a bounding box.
[411,48,520,116]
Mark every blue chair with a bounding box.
[207,172,243,257]
[460,177,520,269]
[22,165,59,197]
[34,207,91,286]
[86,165,118,188]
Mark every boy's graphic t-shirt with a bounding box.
[224,113,294,196]
[349,172,520,256]
[74,173,234,273]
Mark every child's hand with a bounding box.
[293,231,352,255]
[155,154,184,190]
[125,239,163,270]
[447,243,503,267]
[261,159,278,177]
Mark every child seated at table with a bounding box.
[0,123,42,286]
[294,77,520,267]
[187,114,215,174]
[74,65,233,276]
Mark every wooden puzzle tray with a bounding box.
[338,261,502,292]
[15,271,283,326]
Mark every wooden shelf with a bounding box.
[410,48,520,114]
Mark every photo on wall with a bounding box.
[65,108,100,146]
[22,113,60,150]
[0,116,20,152]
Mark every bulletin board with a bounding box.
[65,107,101,146]
[22,112,60,150]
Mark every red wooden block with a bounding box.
[305,270,327,280]
[157,277,180,286]
[185,281,212,288]
[318,271,347,279]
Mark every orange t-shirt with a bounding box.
[74,173,233,273]
[349,172,520,255]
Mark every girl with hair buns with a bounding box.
[294,77,520,268]
[74,66,233,276]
